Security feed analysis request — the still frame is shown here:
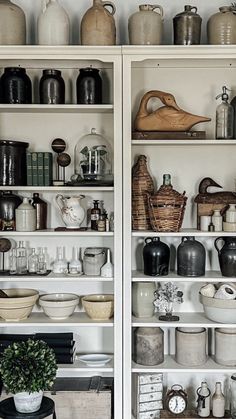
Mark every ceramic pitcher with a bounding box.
[37,0,70,45]
[81,0,116,46]
[215,237,236,277]
[0,0,26,45]
[56,195,85,229]
[128,4,164,45]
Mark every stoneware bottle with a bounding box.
[128,4,164,45]
[212,210,223,232]
[32,193,47,230]
[143,237,170,276]
[81,0,116,46]
[207,6,236,45]
[226,204,236,223]
[15,198,36,232]
[212,382,225,418]
[173,5,202,45]
[215,237,236,277]
[177,236,206,277]
[133,327,164,366]
[197,382,211,417]
[0,0,26,45]
[132,282,156,318]
[38,0,70,45]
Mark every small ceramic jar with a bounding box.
[175,327,207,366]
[15,198,36,232]
[212,210,223,232]
[200,215,211,231]
[132,282,156,318]
[226,204,236,223]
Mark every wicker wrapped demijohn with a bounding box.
[132,155,154,230]
[148,174,187,232]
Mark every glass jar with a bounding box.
[231,374,236,419]
[73,128,113,185]
[39,69,65,104]
[76,67,102,104]
[0,67,32,104]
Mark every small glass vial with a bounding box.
[216,86,234,139]
[97,213,106,232]
[231,374,236,419]
[69,247,82,274]
[37,247,47,274]
[9,249,17,275]
[28,248,38,273]
[16,241,27,275]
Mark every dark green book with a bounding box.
[37,152,44,186]
[43,152,53,186]
[26,152,32,186]
[31,152,38,186]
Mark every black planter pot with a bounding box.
[0,191,22,231]
[177,236,206,277]
[77,67,102,104]
[143,237,170,276]
[215,237,236,277]
[39,69,65,104]
[0,67,32,104]
[0,140,29,186]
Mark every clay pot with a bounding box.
[133,327,164,366]
[81,0,116,46]
[128,4,163,45]
[143,237,170,276]
[0,0,26,45]
[175,327,207,366]
[207,7,236,45]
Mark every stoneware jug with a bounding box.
[207,6,236,45]
[56,195,85,229]
[81,0,116,46]
[0,0,26,45]
[38,0,70,45]
[173,5,202,45]
[143,237,170,276]
[132,282,156,318]
[15,198,36,232]
[215,237,236,277]
[128,4,164,45]
[177,236,206,277]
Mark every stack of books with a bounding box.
[0,332,76,364]
[26,152,53,186]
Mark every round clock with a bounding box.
[165,384,188,415]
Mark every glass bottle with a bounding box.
[212,382,225,418]
[109,212,114,232]
[28,248,38,274]
[216,86,234,139]
[53,246,68,274]
[231,374,236,419]
[97,212,106,232]
[197,382,211,417]
[163,173,171,186]
[69,247,82,274]
[16,241,27,275]
[91,200,100,230]
[37,247,47,274]
[9,249,17,275]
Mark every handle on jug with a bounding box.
[152,5,164,19]
[103,1,116,15]
[214,237,224,254]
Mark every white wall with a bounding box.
[14,0,229,45]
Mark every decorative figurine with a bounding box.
[134,90,211,132]
[154,282,183,321]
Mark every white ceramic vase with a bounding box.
[132,282,156,318]
[14,391,43,413]
[0,0,26,45]
[38,0,70,45]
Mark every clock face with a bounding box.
[168,395,186,414]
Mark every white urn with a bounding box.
[56,195,85,229]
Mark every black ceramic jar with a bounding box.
[215,237,236,277]
[77,67,102,104]
[177,236,206,277]
[39,69,65,104]
[0,140,29,186]
[143,237,170,276]
[0,191,22,231]
[0,67,32,104]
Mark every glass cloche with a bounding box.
[72,128,113,186]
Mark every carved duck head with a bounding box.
[199,177,222,194]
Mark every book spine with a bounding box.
[43,152,53,186]
[56,353,75,364]
[31,152,38,186]
[37,152,44,186]
[26,152,32,186]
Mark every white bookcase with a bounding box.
[123,45,236,418]
[0,46,122,419]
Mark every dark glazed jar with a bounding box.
[0,67,32,104]
[215,237,236,277]
[76,67,102,104]
[177,236,206,277]
[0,140,29,186]
[173,5,202,45]
[32,193,48,230]
[39,69,65,104]
[143,237,170,276]
[0,191,22,231]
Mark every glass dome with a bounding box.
[73,128,113,185]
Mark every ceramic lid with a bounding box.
[0,140,29,148]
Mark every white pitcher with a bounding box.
[37,0,70,45]
[56,195,85,229]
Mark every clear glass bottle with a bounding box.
[37,247,47,274]
[163,173,172,186]
[9,249,17,275]
[16,241,27,275]
[69,247,82,274]
[53,246,68,274]
[231,374,236,419]
[216,86,234,139]
[212,382,225,418]
[28,248,38,273]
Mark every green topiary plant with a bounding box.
[0,339,57,394]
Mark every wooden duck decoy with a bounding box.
[195,177,236,204]
[134,90,211,132]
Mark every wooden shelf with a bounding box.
[0,186,114,192]
[0,104,113,113]
[132,270,235,282]
[0,229,114,237]
[132,229,236,237]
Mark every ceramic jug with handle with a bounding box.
[215,237,236,277]
[81,0,116,46]
[56,195,85,229]
[128,4,164,45]
[38,0,70,45]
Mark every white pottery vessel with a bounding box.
[175,327,207,366]
[132,282,156,318]
[56,195,85,229]
[226,204,236,223]
[128,4,164,45]
[38,0,70,45]
[14,391,43,413]
[0,0,26,45]
[15,198,36,232]
[215,328,236,366]
[39,293,79,319]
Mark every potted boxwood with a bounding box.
[0,338,57,413]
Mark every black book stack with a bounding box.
[0,333,76,365]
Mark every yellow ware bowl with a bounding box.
[82,294,114,320]
[0,289,39,321]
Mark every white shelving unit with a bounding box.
[123,45,236,418]
[0,46,122,419]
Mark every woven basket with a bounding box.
[148,185,187,232]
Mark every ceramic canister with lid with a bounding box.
[83,247,106,276]
[128,4,164,45]
[15,198,36,232]
[175,327,207,366]
[133,327,164,366]
[132,282,156,318]
[207,6,236,45]
[215,328,236,366]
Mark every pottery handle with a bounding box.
[145,238,152,244]
[181,237,188,243]
[190,6,197,14]
[214,237,224,254]
[55,194,64,211]
[103,1,116,15]
[42,0,49,13]
[152,5,164,18]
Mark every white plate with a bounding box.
[78,354,112,367]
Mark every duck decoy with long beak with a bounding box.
[134,90,211,132]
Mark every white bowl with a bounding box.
[0,289,39,321]
[39,293,79,320]
[199,293,236,323]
